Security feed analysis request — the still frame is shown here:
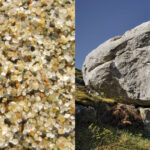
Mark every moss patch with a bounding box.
[100,97,116,103]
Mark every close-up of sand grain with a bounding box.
[0,0,75,149]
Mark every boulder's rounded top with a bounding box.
[82,21,150,106]
[124,21,150,38]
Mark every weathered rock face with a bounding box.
[82,21,150,106]
[139,107,150,133]
[76,104,96,125]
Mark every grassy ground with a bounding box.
[75,68,150,150]
[76,123,150,150]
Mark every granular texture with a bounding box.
[0,0,75,149]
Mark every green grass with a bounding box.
[75,90,99,106]
[76,68,83,79]
[76,123,150,150]
[75,89,116,107]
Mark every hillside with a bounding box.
[75,68,150,150]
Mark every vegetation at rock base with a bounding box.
[76,68,83,79]
[75,68,150,150]
[76,123,150,150]
[76,68,116,106]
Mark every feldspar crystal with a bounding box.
[0,0,75,149]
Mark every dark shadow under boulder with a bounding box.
[97,103,144,129]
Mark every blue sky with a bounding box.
[76,0,150,69]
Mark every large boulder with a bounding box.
[82,21,150,106]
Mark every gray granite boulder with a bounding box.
[82,21,150,106]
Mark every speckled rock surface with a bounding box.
[82,21,150,106]
[139,107,150,133]
[0,0,75,149]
